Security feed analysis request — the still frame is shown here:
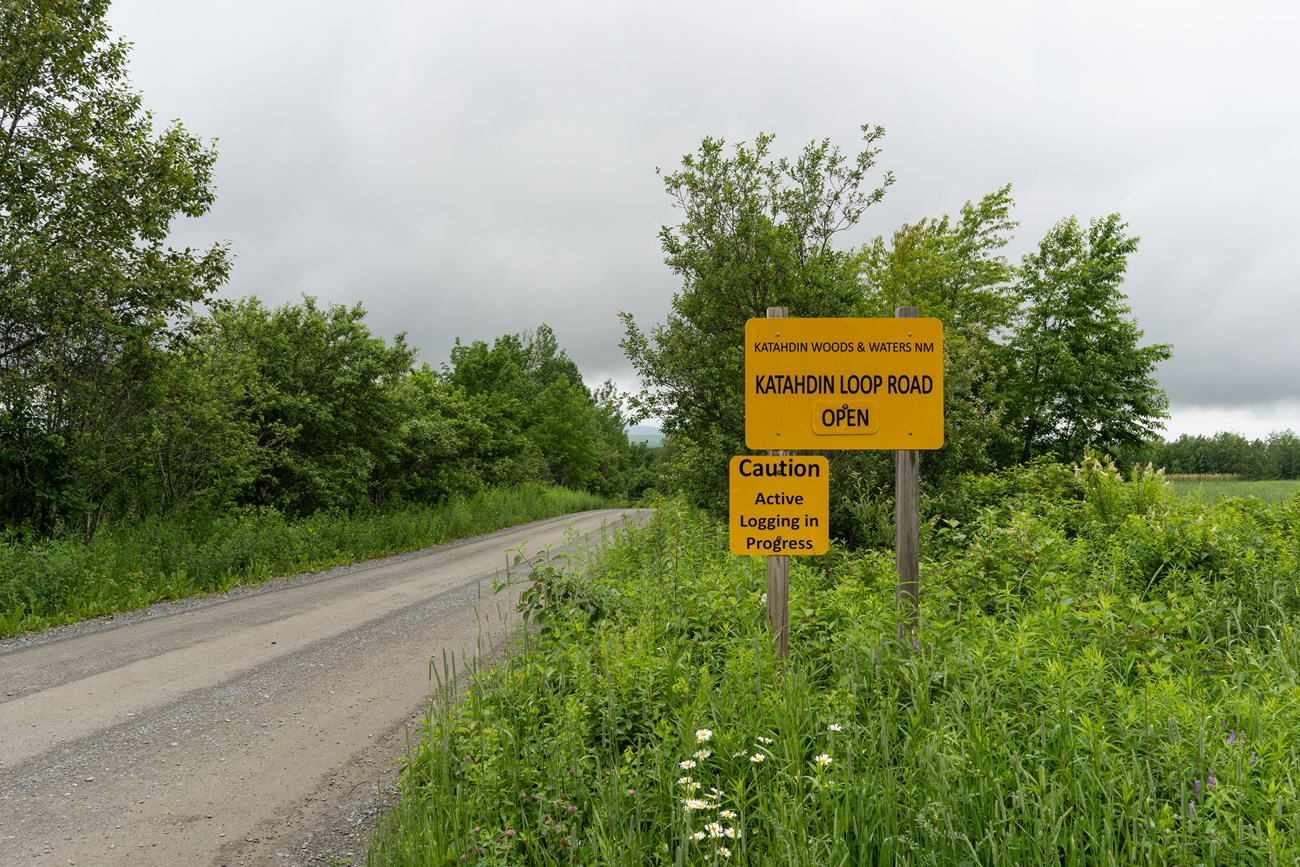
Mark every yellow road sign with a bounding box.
[729,456,829,556]
[745,318,944,450]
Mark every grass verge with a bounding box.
[0,483,610,638]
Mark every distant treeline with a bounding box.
[2,297,657,538]
[1145,430,1300,480]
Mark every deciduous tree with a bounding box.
[858,183,1017,329]
[622,127,893,510]
[447,325,630,495]
[1004,215,1171,463]
[0,0,228,530]
[857,185,1020,488]
[205,297,414,515]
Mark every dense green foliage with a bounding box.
[863,202,1171,475]
[621,128,893,510]
[0,291,645,534]
[0,483,607,637]
[844,185,1020,542]
[202,296,418,515]
[1004,216,1172,462]
[0,290,648,635]
[446,326,631,499]
[372,461,1300,865]
[1,0,229,533]
[624,130,1174,526]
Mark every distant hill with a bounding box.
[627,425,663,448]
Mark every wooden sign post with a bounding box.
[766,306,790,659]
[894,307,921,644]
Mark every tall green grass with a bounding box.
[0,484,609,638]
[370,462,1300,866]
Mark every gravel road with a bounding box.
[0,508,650,866]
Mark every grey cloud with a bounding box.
[106,0,1300,433]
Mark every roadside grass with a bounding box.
[1168,478,1300,503]
[0,483,610,638]
[369,461,1300,866]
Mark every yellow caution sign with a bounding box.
[729,456,829,556]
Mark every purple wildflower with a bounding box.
[1194,778,1201,797]
[1207,771,1216,792]
[1226,730,1237,746]
[1249,751,1257,766]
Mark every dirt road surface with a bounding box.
[0,508,649,865]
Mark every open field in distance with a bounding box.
[1168,478,1300,502]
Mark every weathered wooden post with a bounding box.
[766,305,790,659]
[894,306,921,644]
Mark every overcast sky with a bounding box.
[105,0,1300,440]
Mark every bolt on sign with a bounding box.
[745,318,944,450]
[729,456,829,556]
